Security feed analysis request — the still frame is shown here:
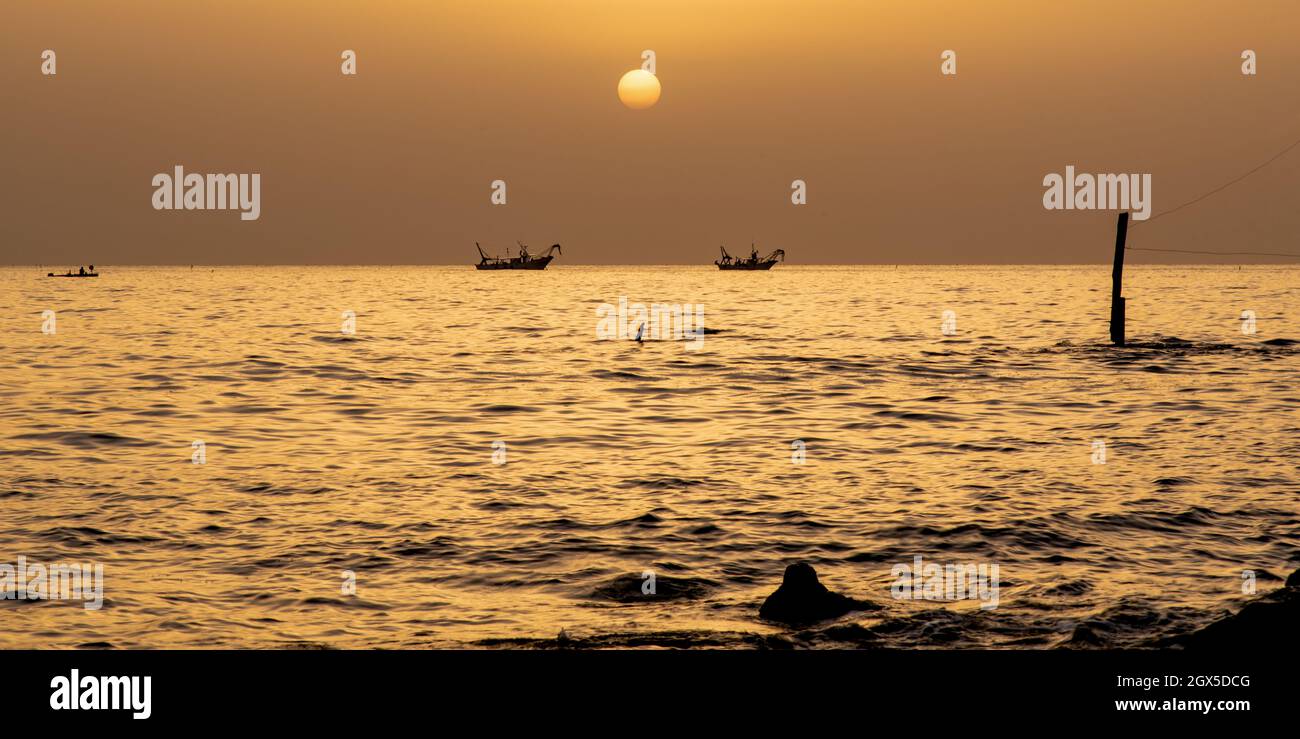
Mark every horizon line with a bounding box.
[7,262,1299,268]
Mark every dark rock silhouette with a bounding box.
[759,562,878,626]
[1166,567,1300,650]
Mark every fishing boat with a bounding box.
[715,245,784,270]
[47,268,98,278]
[475,242,561,270]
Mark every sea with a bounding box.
[1,265,1296,648]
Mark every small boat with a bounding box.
[47,269,98,278]
[475,242,561,270]
[715,245,784,270]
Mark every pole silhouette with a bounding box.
[1110,212,1129,346]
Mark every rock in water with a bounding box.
[759,562,877,626]
[1172,567,1300,650]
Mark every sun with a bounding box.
[617,69,661,109]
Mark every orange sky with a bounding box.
[3,0,1298,264]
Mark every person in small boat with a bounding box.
[78,266,85,275]
[88,265,94,273]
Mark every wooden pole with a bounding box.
[1109,212,1129,346]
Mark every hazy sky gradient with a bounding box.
[3,0,1298,264]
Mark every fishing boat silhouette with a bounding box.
[715,245,784,270]
[47,265,98,278]
[475,242,561,270]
